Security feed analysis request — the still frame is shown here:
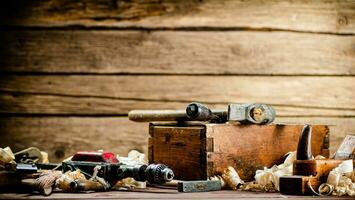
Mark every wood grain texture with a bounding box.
[0,0,354,34]
[149,125,206,180]
[275,117,355,154]
[0,189,344,200]
[293,160,343,177]
[0,31,354,75]
[0,117,148,162]
[0,117,353,163]
[0,76,354,116]
[206,124,328,180]
[1,92,354,117]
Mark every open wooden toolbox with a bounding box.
[148,123,330,181]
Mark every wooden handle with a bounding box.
[21,178,53,196]
[128,110,189,122]
[129,109,227,122]
[71,179,105,191]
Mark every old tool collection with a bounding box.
[129,102,354,196]
[279,125,354,195]
[0,148,173,196]
[1,102,354,197]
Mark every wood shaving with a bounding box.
[326,160,354,197]
[221,166,244,190]
[0,147,15,166]
[252,151,295,191]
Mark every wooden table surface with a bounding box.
[0,187,353,200]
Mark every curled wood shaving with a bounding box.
[221,166,244,190]
[209,166,243,190]
[254,151,295,191]
[326,160,354,197]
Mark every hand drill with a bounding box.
[61,151,174,187]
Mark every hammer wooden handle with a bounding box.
[70,179,105,191]
[128,110,189,122]
[128,109,227,122]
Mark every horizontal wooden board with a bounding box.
[0,117,353,163]
[0,92,354,117]
[0,189,339,200]
[0,117,149,162]
[0,76,354,116]
[0,0,354,34]
[0,31,354,75]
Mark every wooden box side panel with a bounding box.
[206,124,329,181]
[149,125,207,180]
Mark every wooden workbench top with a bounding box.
[0,187,352,200]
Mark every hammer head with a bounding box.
[227,104,275,124]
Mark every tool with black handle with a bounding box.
[129,102,275,124]
[62,161,174,186]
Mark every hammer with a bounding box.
[128,102,275,124]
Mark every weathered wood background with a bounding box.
[0,0,354,162]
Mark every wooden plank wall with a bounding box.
[0,0,354,162]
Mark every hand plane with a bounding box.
[279,125,343,195]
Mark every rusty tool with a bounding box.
[14,147,43,164]
[178,180,221,193]
[62,151,174,187]
[129,102,275,124]
[186,102,227,122]
[227,103,275,124]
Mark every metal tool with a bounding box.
[14,147,43,164]
[186,102,227,122]
[129,102,275,124]
[332,135,355,159]
[227,103,275,124]
[178,180,221,193]
[62,151,174,186]
[4,162,38,173]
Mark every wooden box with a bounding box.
[148,123,329,181]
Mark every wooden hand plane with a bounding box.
[279,125,343,195]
